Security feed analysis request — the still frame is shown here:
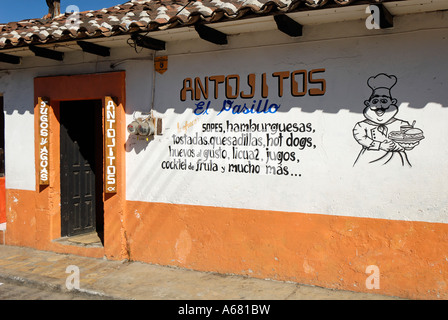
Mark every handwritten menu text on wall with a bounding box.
[161,68,326,178]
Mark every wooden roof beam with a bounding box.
[77,40,110,57]
[367,4,394,29]
[274,14,303,37]
[131,33,166,51]
[0,52,21,64]
[194,24,228,45]
[29,45,64,61]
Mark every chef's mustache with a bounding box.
[370,106,389,112]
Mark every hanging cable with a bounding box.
[127,0,196,53]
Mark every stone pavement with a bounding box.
[0,245,401,300]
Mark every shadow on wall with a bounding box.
[126,134,152,154]
[1,58,446,117]
[138,29,448,116]
[0,71,34,116]
[151,69,446,116]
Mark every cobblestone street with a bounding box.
[0,245,401,300]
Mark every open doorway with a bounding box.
[0,95,5,227]
[0,95,4,177]
[59,100,104,245]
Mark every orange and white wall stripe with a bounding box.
[0,10,447,300]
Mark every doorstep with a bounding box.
[0,223,5,245]
[52,231,103,248]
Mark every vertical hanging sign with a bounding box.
[104,96,117,194]
[38,97,50,186]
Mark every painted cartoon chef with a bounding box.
[353,73,415,167]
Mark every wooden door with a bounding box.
[60,100,102,237]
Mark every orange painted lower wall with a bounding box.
[5,187,448,299]
[5,189,104,258]
[124,201,448,300]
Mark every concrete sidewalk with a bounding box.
[0,245,400,300]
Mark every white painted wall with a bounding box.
[0,10,447,224]
[126,12,448,223]
[0,47,153,191]
[0,70,35,191]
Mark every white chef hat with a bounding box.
[367,73,397,98]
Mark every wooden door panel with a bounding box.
[60,100,101,237]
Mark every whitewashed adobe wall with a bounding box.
[126,12,448,223]
[1,10,447,225]
[0,48,152,191]
[0,71,35,191]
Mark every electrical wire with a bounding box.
[126,0,196,53]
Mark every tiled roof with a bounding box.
[0,0,371,49]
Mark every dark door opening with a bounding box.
[0,96,5,226]
[60,100,104,243]
[0,96,4,177]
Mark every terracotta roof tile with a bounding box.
[0,0,376,49]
